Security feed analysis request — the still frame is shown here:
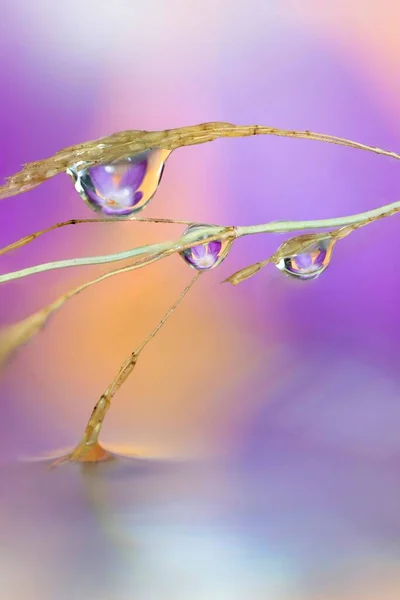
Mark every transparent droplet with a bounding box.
[67,148,171,216]
[276,237,335,280]
[180,224,232,271]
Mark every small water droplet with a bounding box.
[276,237,335,280]
[67,148,171,216]
[180,224,231,271]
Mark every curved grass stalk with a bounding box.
[1,122,400,200]
[0,216,193,257]
[1,200,399,285]
[226,201,400,285]
[51,273,201,466]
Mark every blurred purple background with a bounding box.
[1,1,400,598]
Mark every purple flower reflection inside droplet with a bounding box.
[182,240,223,270]
[280,239,333,280]
[291,249,326,271]
[81,157,148,216]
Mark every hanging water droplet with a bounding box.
[180,224,232,271]
[275,237,335,280]
[67,148,171,216]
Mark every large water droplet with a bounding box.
[67,149,171,216]
[180,224,232,271]
[275,237,334,280]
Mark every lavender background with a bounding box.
[1,1,400,598]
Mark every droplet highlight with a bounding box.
[276,237,335,280]
[67,148,171,216]
[180,224,231,271]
